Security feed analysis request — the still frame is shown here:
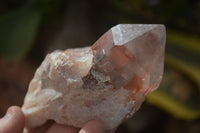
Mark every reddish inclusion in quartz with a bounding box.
[124,74,143,100]
[109,46,135,68]
[108,46,143,97]
[113,49,143,99]
[90,24,164,96]
[92,38,143,100]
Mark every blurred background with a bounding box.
[0,0,200,132]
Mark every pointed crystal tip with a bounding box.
[111,24,165,46]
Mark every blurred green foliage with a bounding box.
[146,29,200,120]
[0,9,41,61]
[0,0,64,61]
[147,55,200,120]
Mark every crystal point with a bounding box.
[22,24,166,132]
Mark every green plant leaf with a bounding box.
[0,9,42,61]
[165,55,200,89]
[167,30,200,55]
[147,90,200,120]
[146,55,200,120]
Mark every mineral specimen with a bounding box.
[22,24,166,131]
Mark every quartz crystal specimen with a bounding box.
[22,24,166,131]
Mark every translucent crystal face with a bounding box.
[91,24,166,93]
[111,24,157,46]
[22,24,166,132]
